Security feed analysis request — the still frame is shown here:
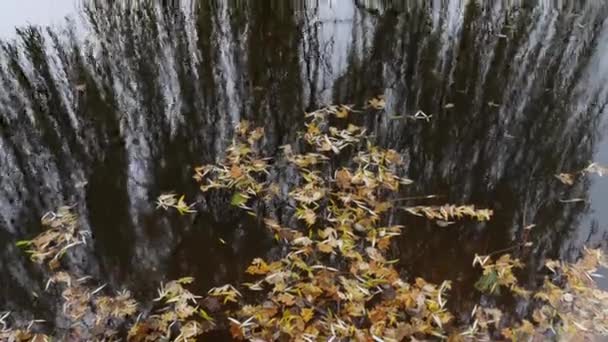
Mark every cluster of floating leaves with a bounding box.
[16,206,89,270]
[464,249,608,340]
[5,99,608,341]
[193,120,270,211]
[189,101,608,341]
[473,254,529,297]
[0,310,47,342]
[129,277,214,341]
[4,208,212,341]
[185,104,465,340]
[533,248,608,338]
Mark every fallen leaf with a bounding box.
[368,96,386,110]
[555,173,575,185]
[230,165,244,178]
[335,169,352,189]
[231,192,250,207]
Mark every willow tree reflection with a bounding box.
[0,0,606,330]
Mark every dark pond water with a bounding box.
[1,0,608,337]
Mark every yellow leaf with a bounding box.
[335,105,350,118]
[246,258,271,275]
[301,308,314,322]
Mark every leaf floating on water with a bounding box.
[330,105,352,118]
[275,292,296,306]
[176,195,196,215]
[403,204,493,222]
[231,192,250,207]
[559,198,586,204]
[335,168,353,189]
[15,240,32,248]
[584,162,608,177]
[156,193,178,209]
[473,254,528,297]
[208,284,242,304]
[301,308,314,323]
[554,162,606,190]
[368,95,386,110]
[199,309,215,323]
[435,220,455,228]
[156,193,196,214]
[488,101,501,108]
[230,164,244,179]
[177,277,195,284]
[295,206,317,226]
[555,173,575,185]
[245,258,272,275]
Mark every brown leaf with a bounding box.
[276,293,296,306]
[555,173,575,185]
[335,169,352,189]
[230,165,244,179]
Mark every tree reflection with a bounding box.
[0,0,606,330]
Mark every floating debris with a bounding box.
[131,277,214,341]
[473,254,529,297]
[208,284,242,304]
[554,162,607,187]
[488,101,501,108]
[584,162,608,177]
[156,193,196,214]
[555,173,575,185]
[559,198,586,204]
[367,95,386,110]
[403,204,493,222]
[7,98,608,341]
[17,206,88,269]
[9,208,213,341]
[413,110,433,121]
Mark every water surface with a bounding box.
[1,0,607,335]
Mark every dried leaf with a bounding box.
[368,96,386,110]
[555,173,575,185]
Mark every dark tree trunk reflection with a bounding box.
[0,0,607,330]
